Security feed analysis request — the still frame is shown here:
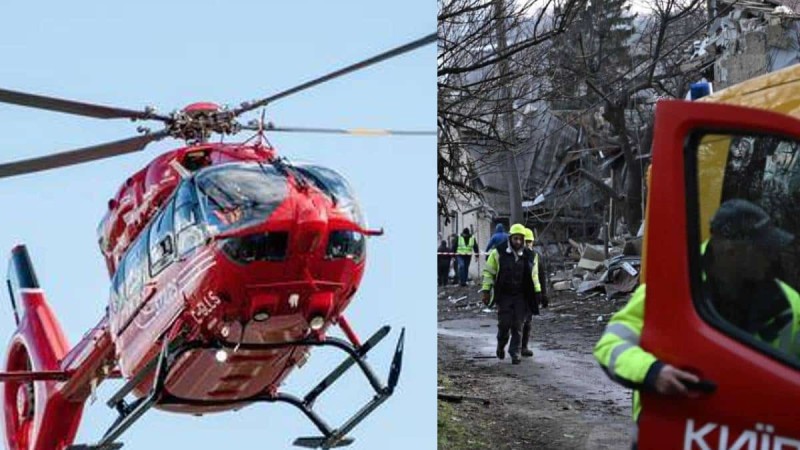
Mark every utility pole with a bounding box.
[494,0,523,224]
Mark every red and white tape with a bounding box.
[437,252,489,256]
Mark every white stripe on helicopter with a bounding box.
[177,248,213,278]
[180,260,217,292]
[178,254,215,286]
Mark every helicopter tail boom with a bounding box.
[3,244,86,450]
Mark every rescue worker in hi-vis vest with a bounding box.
[454,228,479,287]
[521,227,548,357]
[594,199,800,447]
[481,224,544,364]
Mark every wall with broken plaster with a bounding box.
[705,3,800,89]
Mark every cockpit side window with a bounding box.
[124,232,148,306]
[174,180,204,256]
[174,180,197,232]
[295,164,365,226]
[110,261,125,314]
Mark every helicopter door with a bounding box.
[113,198,183,375]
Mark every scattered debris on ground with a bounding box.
[438,284,633,449]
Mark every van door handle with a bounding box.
[683,379,717,394]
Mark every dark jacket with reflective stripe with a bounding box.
[493,242,538,314]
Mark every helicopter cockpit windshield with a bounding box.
[195,162,288,233]
[294,163,365,226]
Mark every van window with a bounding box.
[692,131,800,367]
[149,199,175,275]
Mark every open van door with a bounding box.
[638,100,800,449]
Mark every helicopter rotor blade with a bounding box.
[0,130,170,179]
[0,87,169,121]
[242,124,435,137]
[234,32,436,116]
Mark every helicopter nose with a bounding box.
[294,195,328,254]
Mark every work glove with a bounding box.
[481,290,491,306]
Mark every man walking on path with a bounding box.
[481,224,539,364]
[454,228,479,286]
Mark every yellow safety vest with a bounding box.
[457,235,475,255]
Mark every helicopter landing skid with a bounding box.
[69,326,405,450]
[65,336,174,450]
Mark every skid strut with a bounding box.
[66,339,173,450]
[67,326,405,449]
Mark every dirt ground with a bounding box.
[438,283,635,450]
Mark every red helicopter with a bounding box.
[0,33,435,450]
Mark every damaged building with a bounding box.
[439,0,800,290]
[690,0,800,88]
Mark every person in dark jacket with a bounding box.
[481,224,540,364]
[438,240,452,287]
[485,223,509,255]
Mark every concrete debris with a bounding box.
[689,0,800,89]
[548,239,642,299]
[577,279,603,294]
[553,280,574,291]
[581,244,606,262]
[583,271,599,281]
[577,244,608,272]
[551,270,572,282]
[577,258,604,271]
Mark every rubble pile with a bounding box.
[548,236,642,300]
[687,0,800,88]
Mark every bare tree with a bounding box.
[548,0,708,229]
[438,0,585,219]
